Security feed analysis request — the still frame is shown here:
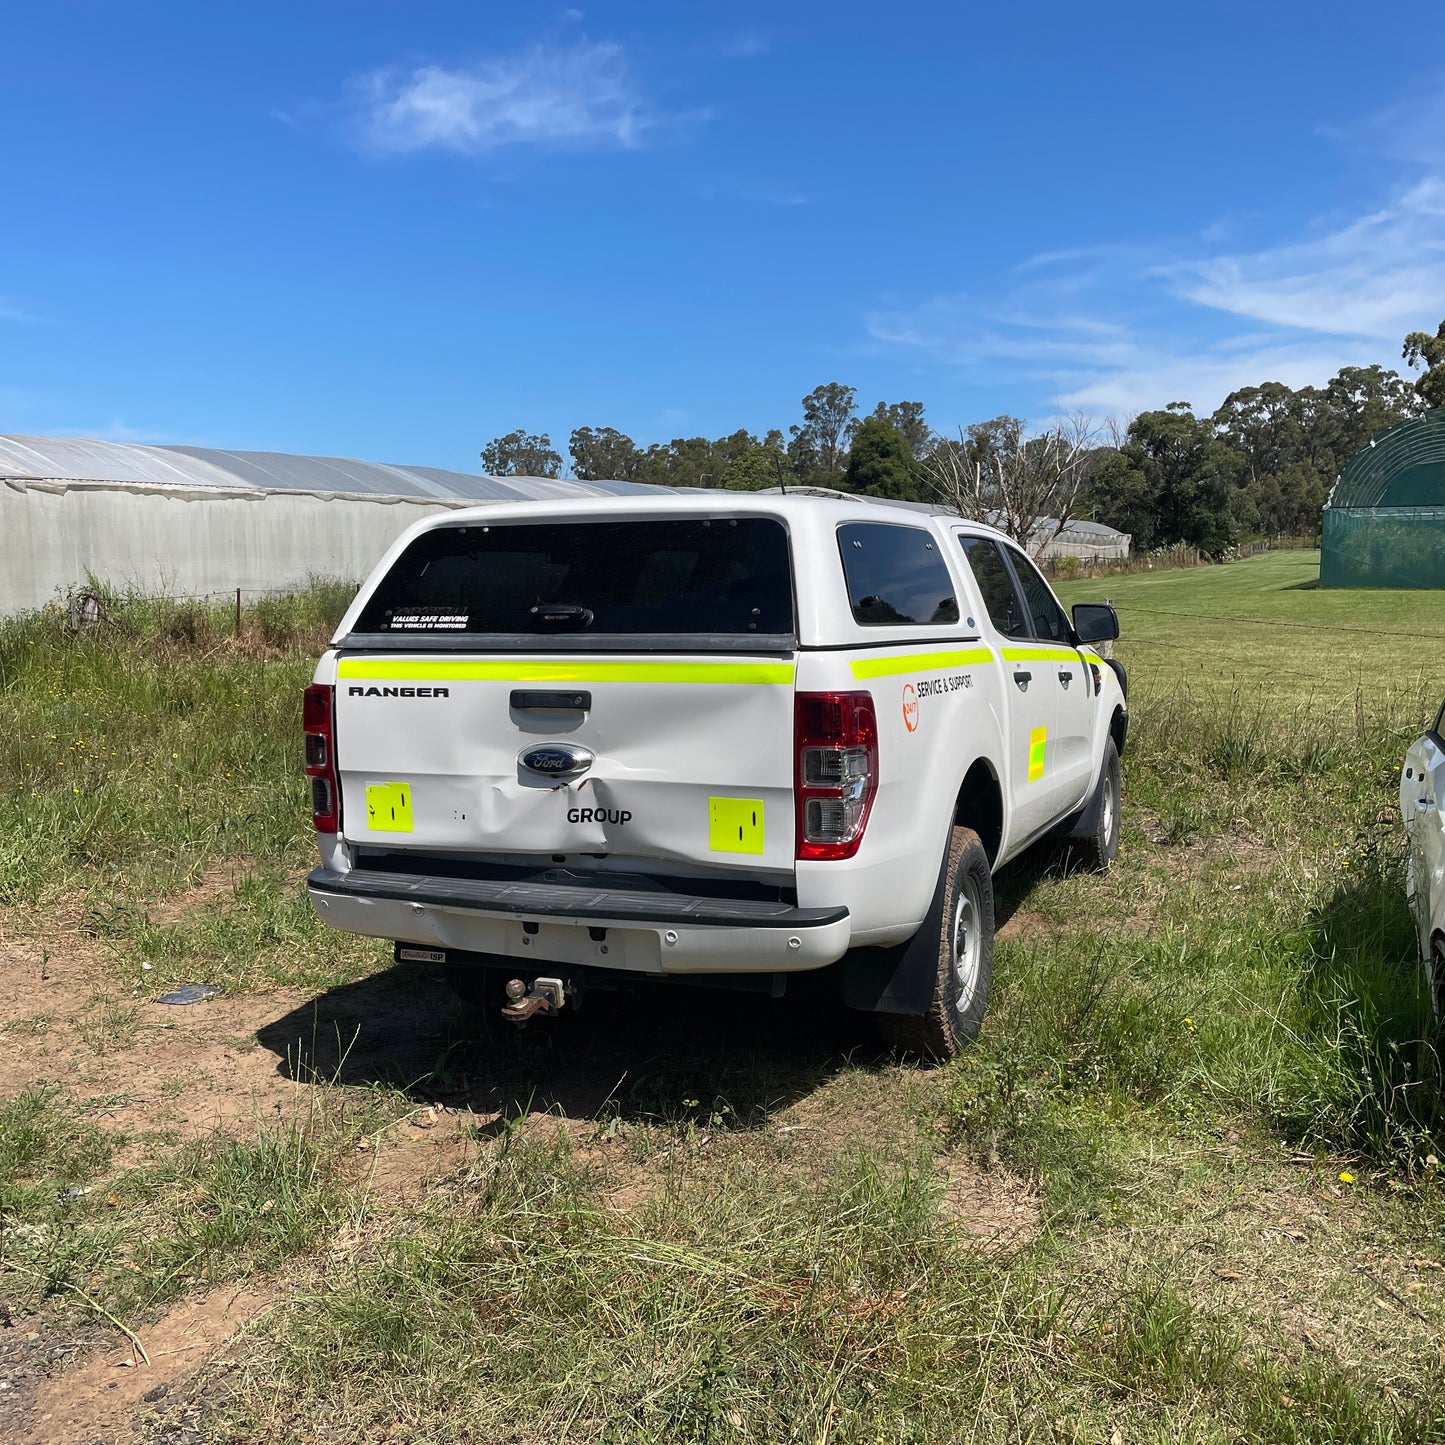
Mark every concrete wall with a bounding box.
[1,479,466,615]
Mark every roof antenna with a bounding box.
[773,452,788,495]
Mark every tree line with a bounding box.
[481,316,1445,555]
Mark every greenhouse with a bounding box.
[1320,408,1445,588]
[0,435,663,616]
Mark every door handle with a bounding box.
[511,689,591,711]
[1013,671,1032,691]
[1058,670,1072,688]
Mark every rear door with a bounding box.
[332,515,799,877]
[1000,542,1095,812]
[956,534,1060,843]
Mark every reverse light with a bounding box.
[795,691,878,860]
[303,684,341,833]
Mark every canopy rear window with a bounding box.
[355,518,794,637]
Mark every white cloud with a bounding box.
[0,296,42,324]
[1321,80,1445,170]
[1167,179,1445,340]
[867,170,1445,417]
[352,40,650,156]
[1055,340,1373,417]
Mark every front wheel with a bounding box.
[1072,736,1121,873]
[878,826,994,1060]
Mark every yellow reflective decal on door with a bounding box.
[1028,728,1047,782]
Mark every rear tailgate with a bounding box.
[331,513,799,876]
[334,653,796,871]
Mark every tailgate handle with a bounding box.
[511,690,592,712]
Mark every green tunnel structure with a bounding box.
[1321,407,1445,588]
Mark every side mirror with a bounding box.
[1071,602,1119,644]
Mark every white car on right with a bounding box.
[1402,697,1445,1022]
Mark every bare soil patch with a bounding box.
[0,906,310,1145]
[22,1284,274,1445]
[939,1160,1044,1248]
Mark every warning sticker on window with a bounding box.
[385,612,470,631]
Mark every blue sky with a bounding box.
[4,1,1445,472]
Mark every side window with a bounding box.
[1005,546,1071,644]
[958,536,1029,638]
[837,523,959,627]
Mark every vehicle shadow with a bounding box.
[255,959,884,1129]
[993,839,1073,930]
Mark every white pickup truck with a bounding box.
[304,492,1127,1057]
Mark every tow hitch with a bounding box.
[502,976,566,1025]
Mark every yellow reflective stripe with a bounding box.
[336,657,795,685]
[1028,726,1047,781]
[849,647,993,681]
[1001,646,1081,664]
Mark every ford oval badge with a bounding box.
[520,744,594,778]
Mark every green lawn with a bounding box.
[1057,550,1445,712]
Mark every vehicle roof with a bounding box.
[410,486,1018,546]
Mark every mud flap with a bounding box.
[840,839,950,1016]
[1062,762,1107,839]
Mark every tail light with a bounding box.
[303,684,341,833]
[795,691,878,860]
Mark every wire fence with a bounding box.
[1040,536,1318,582]
[53,578,361,644]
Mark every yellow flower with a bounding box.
[1339,1171,1355,1184]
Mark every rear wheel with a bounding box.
[878,826,994,1060]
[1072,736,1121,873]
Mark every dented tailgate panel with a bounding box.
[334,656,797,873]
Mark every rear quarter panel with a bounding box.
[791,515,1008,944]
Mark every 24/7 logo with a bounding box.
[901,683,919,733]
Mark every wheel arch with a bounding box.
[953,757,1004,868]
[1109,704,1129,758]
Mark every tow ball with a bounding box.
[501,976,566,1025]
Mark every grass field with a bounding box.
[1,554,1443,1443]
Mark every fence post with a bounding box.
[235,588,242,638]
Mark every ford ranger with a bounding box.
[303,492,1126,1057]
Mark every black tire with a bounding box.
[1072,736,1121,874]
[444,964,508,1011]
[878,826,994,1060]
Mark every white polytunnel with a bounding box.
[0,434,669,616]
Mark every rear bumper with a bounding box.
[306,866,851,975]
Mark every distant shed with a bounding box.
[1320,408,1445,588]
[1036,517,1131,563]
[0,435,664,616]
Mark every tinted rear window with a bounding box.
[837,523,959,627]
[355,518,794,636]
